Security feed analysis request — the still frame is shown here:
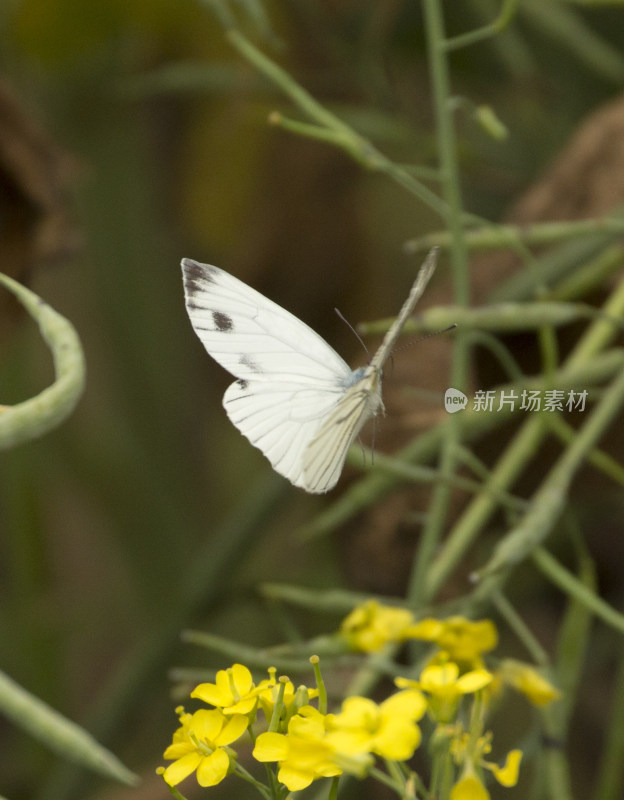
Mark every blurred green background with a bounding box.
[2,1,624,799]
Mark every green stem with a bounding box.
[369,765,406,794]
[302,348,624,541]
[422,0,471,310]
[422,275,624,596]
[226,29,450,220]
[567,274,624,365]
[492,591,550,665]
[310,656,328,714]
[359,448,528,512]
[593,644,624,800]
[361,300,602,336]
[328,775,341,800]
[405,217,624,255]
[0,669,136,785]
[473,361,624,593]
[425,414,546,599]
[412,0,472,610]
[554,525,595,732]
[443,0,520,51]
[233,762,274,799]
[0,273,86,449]
[532,548,624,636]
[546,413,624,486]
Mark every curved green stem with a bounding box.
[444,0,520,51]
[0,273,85,450]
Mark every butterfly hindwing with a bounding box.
[302,370,382,492]
[223,378,347,491]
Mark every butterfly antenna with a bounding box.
[335,307,370,357]
[370,418,376,466]
[393,323,457,354]
[358,438,368,466]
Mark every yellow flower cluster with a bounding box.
[341,601,560,708]
[339,603,561,799]
[160,661,428,792]
[340,600,497,660]
[254,688,428,791]
[159,606,561,799]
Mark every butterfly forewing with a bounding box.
[182,259,352,384]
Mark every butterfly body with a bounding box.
[182,250,436,493]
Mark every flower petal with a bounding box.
[277,763,315,791]
[326,729,372,755]
[450,774,490,800]
[455,669,493,695]
[162,752,202,786]
[381,689,427,721]
[231,663,253,694]
[421,662,459,691]
[405,618,444,641]
[500,660,561,707]
[253,732,289,762]
[163,741,194,760]
[217,713,248,746]
[374,722,421,760]
[485,748,522,787]
[334,696,378,728]
[196,749,230,787]
[191,708,226,741]
[192,677,231,707]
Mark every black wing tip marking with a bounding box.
[181,259,219,291]
[181,259,235,332]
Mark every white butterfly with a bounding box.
[182,248,437,493]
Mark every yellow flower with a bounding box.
[191,663,259,715]
[406,616,498,664]
[449,749,522,798]
[449,725,522,797]
[161,707,248,787]
[484,748,522,787]
[450,772,490,800]
[257,667,318,726]
[397,662,492,722]
[253,705,344,791]
[340,600,415,653]
[498,660,561,707]
[326,689,426,761]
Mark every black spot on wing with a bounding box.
[213,311,233,331]
[239,354,261,373]
[237,379,248,390]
